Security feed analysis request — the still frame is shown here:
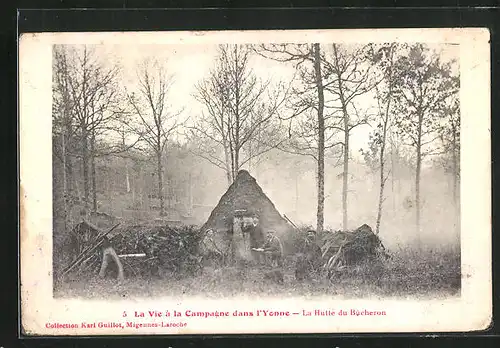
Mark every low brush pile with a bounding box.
[321,224,389,278]
[68,223,204,279]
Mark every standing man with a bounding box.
[295,230,322,281]
[244,214,265,264]
[304,230,322,272]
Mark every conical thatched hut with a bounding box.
[201,170,292,263]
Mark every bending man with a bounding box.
[253,230,283,267]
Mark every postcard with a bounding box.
[19,28,491,335]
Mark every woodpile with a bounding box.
[61,221,204,280]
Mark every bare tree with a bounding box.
[190,44,288,185]
[127,57,183,216]
[322,44,379,231]
[256,43,352,232]
[53,45,76,227]
[53,45,123,214]
[313,43,327,234]
[436,94,460,207]
[255,43,336,233]
[360,43,398,234]
[392,44,459,240]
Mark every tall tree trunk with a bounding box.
[139,167,145,209]
[333,44,350,231]
[452,131,458,206]
[132,170,136,205]
[229,139,236,183]
[234,45,241,181]
[66,155,74,201]
[337,83,349,231]
[74,173,81,205]
[451,129,459,232]
[61,131,68,231]
[91,131,97,212]
[313,43,325,234]
[248,122,253,173]
[66,172,74,223]
[65,152,73,193]
[157,151,165,216]
[375,81,392,235]
[391,143,396,213]
[82,130,90,212]
[105,176,113,215]
[342,116,349,231]
[415,112,423,246]
[126,162,131,193]
[376,132,387,235]
[295,172,299,217]
[146,171,152,211]
[188,172,193,214]
[223,142,233,186]
[234,149,240,179]
[64,121,74,198]
[233,124,240,179]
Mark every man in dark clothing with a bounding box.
[304,230,323,265]
[244,215,265,264]
[295,230,323,281]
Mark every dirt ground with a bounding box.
[54,247,461,301]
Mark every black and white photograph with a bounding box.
[19,29,491,335]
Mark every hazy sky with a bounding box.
[95,43,459,159]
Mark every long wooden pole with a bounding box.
[283,214,299,230]
[60,223,121,279]
[70,220,110,262]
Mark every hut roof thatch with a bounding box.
[201,170,291,234]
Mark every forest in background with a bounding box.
[52,42,460,252]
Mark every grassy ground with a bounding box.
[54,245,460,300]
